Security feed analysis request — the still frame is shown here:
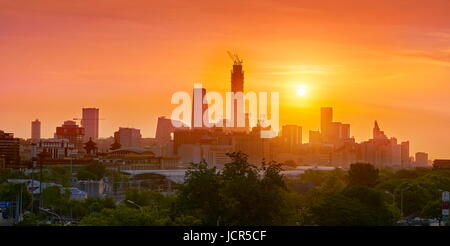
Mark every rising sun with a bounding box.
[296,84,308,97]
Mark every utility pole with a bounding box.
[30,143,37,213]
[37,150,49,209]
[400,186,411,218]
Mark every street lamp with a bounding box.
[126,200,143,212]
[39,207,63,225]
[385,190,396,224]
[400,186,412,218]
[37,150,50,209]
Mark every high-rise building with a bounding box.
[230,54,244,128]
[401,141,410,167]
[230,56,244,93]
[0,130,20,168]
[114,127,142,148]
[356,121,408,168]
[31,119,41,142]
[415,152,429,166]
[191,87,208,128]
[341,123,350,139]
[282,125,302,152]
[373,120,387,140]
[81,108,99,141]
[309,130,322,145]
[156,116,174,145]
[54,120,85,149]
[330,122,342,141]
[320,107,333,139]
[155,116,186,145]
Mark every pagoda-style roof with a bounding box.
[110,138,122,150]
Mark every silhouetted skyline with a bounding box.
[1,1,450,158]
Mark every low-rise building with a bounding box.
[0,130,20,168]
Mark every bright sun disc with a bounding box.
[296,85,307,96]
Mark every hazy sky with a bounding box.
[1,0,450,158]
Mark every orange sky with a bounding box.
[1,0,450,159]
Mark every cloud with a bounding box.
[395,49,450,67]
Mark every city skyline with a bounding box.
[1,0,450,159]
[1,0,450,229]
[1,63,446,159]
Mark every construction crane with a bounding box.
[227,51,243,65]
[73,118,105,121]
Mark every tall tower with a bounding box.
[191,86,207,128]
[282,125,302,152]
[320,107,333,140]
[31,119,41,142]
[228,52,244,127]
[373,120,387,140]
[230,57,244,93]
[81,108,99,141]
[401,141,410,167]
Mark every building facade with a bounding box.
[54,120,85,149]
[36,139,77,159]
[0,130,20,168]
[114,127,142,148]
[31,119,41,142]
[81,108,99,142]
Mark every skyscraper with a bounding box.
[231,58,244,93]
[31,119,41,142]
[81,108,99,141]
[415,152,429,166]
[341,123,351,139]
[320,107,333,140]
[309,130,322,145]
[191,86,207,128]
[230,53,244,128]
[282,125,302,152]
[401,141,410,167]
[373,120,387,140]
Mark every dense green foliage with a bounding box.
[2,156,450,226]
[296,166,450,225]
[76,164,106,181]
[176,152,297,225]
[0,182,32,210]
[348,163,379,187]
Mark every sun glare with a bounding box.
[296,84,308,97]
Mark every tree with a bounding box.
[105,170,129,193]
[299,168,348,191]
[125,189,173,210]
[76,164,106,181]
[0,182,32,210]
[41,186,71,216]
[420,200,441,219]
[342,186,385,209]
[348,163,379,187]
[17,212,48,226]
[176,152,295,226]
[0,169,28,183]
[310,186,393,226]
[47,166,71,187]
[176,160,222,225]
[79,205,195,226]
[394,182,431,216]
